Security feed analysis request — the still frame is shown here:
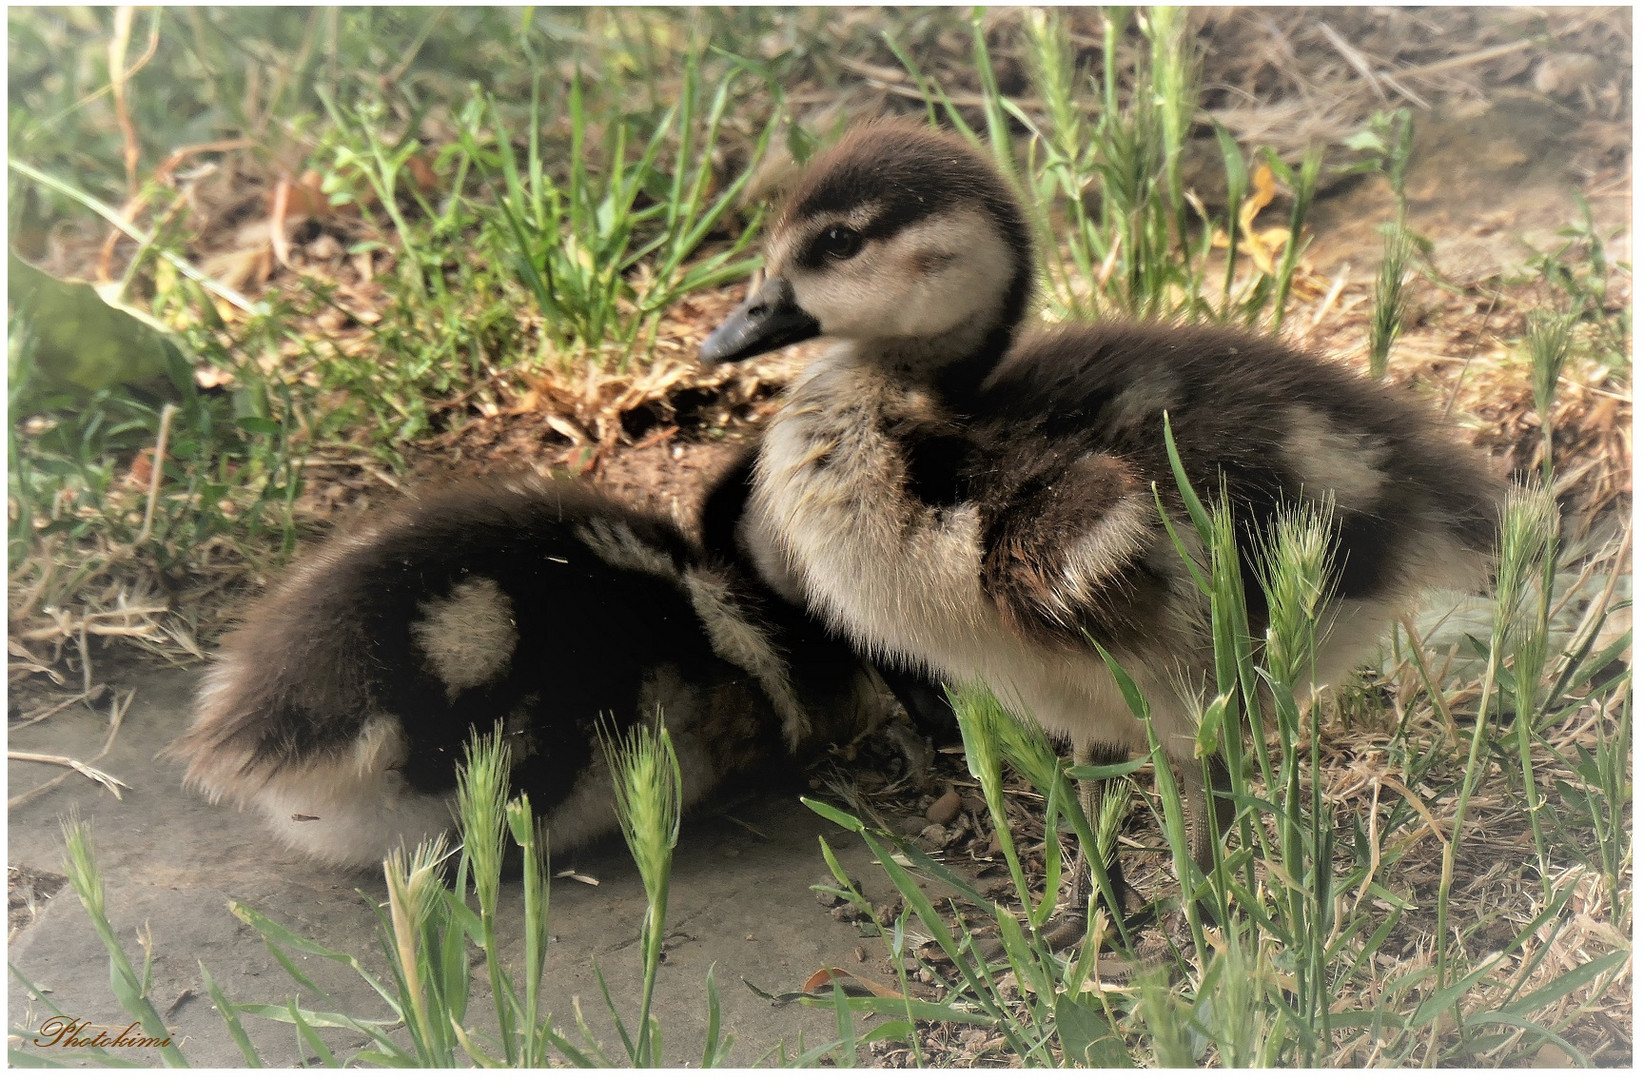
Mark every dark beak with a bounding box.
[699,276,821,364]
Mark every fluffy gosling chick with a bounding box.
[171,476,886,868]
[699,121,1504,890]
[702,445,960,738]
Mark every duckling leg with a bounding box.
[1068,742,1130,915]
[1177,752,1233,921]
[1180,758,1214,876]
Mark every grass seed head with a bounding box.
[602,714,683,897]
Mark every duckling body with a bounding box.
[173,476,886,867]
[754,322,1496,761]
[703,445,961,737]
[701,122,1502,869]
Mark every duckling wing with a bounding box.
[968,321,1502,650]
[971,441,1193,652]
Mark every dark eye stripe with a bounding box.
[821,226,861,258]
[793,193,951,270]
[799,224,865,268]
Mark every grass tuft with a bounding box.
[11,720,728,1067]
[599,714,684,1066]
[1367,224,1412,379]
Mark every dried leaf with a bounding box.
[1238,162,1278,239]
[801,966,918,1000]
[128,448,154,488]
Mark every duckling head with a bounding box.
[701,122,1035,371]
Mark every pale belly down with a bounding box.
[759,472,1205,763]
[758,364,1212,763]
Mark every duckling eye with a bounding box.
[815,225,862,261]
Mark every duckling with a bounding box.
[171,475,890,868]
[699,121,1503,900]
[702,445,959,739]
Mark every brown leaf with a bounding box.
[801,966,921,1000]
[128,448,154,488]
[405,152,441,196]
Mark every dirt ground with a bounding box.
[8,11,1631,1068]
[9,660,951,1066]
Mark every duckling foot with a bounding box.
[1067,747,1235,931]
[1067,844,1146,925]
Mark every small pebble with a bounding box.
[894,814,929,836]
[918,824,947,846]
[926,788,962,825]
[1532,1044,1574,1068]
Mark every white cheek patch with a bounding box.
[787,206,1015,341]
[791,250,896,335]
[885,208,1015,336]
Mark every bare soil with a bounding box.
[9,660,941,1066]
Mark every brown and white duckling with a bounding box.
[702,446,960,738]
[171,475,890,868]
[699,121,1504,897]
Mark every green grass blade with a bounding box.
[699,963,734,1067]
[285,1000,339,1067]
[229,900,403,1009]
[59,818,190,1067]
[198,961,265,1066]
[1055,990,1135,1067]
[801,795,868,832]
[593,962,638,1065]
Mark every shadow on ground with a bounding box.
[9,662,922,1067]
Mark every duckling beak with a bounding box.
[699,276,820,364]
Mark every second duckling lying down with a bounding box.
[170,476,888,868]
